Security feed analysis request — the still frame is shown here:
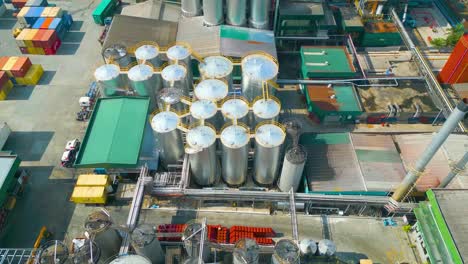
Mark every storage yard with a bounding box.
[0,0,467,264]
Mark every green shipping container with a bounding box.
[92,0,118,25]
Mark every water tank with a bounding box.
[166,44,193,87]
[131,224,165,264]
[254,123,285,185]
[157,87,187,113]
[94,64,125,97]
[84,210,121,263]
[151,111,184,167]
[198,56,234,91]
[221,96,250,124]
[182,221,210,261]
[226,0,247,26]
[181,0,202,17]
[186,125,219,186]
[278,145,307,192]
[202,0,223,26]
[135,44,162,68]
[194,79,229,102]
[107,255,151,264]
[37,240,69,264]
[190,99,220,127]
[299,239,317,256]
[103,44,133,67]
[220,124,250,186]
[252,96,281,126]
[249,0,270,29]
[128,64,159,107]
[272,239,300,264]
[233,238,259,264]
[318,239,336,256]
[161,64,189,96]
[241,53,278,101]
[72,240,100,264]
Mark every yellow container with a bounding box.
[15,29,29,47]
[24,29,38,48]
[23,64,44,85]
[76,174,110,187]
[15,77,27,86]
[2,57,18,77]
[33,47,45,55]
[0,80,13,100]
[27,47,36,55]
[70,186,107,204]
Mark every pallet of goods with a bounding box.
[0,56,44,89]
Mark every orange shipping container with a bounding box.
[15,29,30,47]
[41,30,58,49]
[32,29,45,47]
[439,35,468,84]
[40,17,54,29]
[0,57,10,70]
[11,57,32,78]
[24,29,39,48]
[2,57,19,77]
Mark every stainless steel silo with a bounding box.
[103,44,133,67]
[253,123,286,185]
[194,79,228,102]
[37,240,69,264]
[249,0,270,29]
[135,44,162,68]
[198,56,233,91]
[131,224,165,264]
[166,44,193,87]
[278,145,307,192]
[252,96,281,125]
[128,64,159,108]
[161,64,190,96]
[220,124,250,186]
[241,53,279,101]
[84,210,122,263]
[183,258,204,264]
[181,0,202,17]
[318,239,336,256]
[226,0,247,26]
[272,239,300,264]
[190,99,220,127]
[72,240,100,264]
[202,0,224,26]
[182,221,210,261]
[220,96,250,124]
[151,111,184,167]
[94,64,126,97]
[107,255,151,264]
[186,124,219,186]
[299,239,317,257]
[233,238,259,264]
[157,87,187,113]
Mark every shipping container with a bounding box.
[15,29,29,47]
[47,7,62,18]
[40,29,57,49]
[17,7,30,25]
[26,47,36,54]
[40,17,53,29]
[19,47,29,54]
[19,64,43,85]
[439,35,468,84]
[62,12,73,29]
[2,57,18,77]
[10,57,32,78]
[24,29,38,48]
[43,39,60,55]
[32,17,45,29]
[12,0,27,9]
[0,80,13,100]
[0,57,9,70]
[32,29,45,47]
[0,71,8,87]
[24,0,47,7]
[40,6,51,16]
[76,174,111,187]
[70,186,107,204]
[92,0,118,25]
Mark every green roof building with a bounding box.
[300,46,356,78]
[0,155,21,206]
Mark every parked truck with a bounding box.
[92,0,120,25]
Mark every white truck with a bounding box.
[0,122,11,150]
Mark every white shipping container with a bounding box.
[0,122,11,150]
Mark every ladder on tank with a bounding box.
[0,248,37,264]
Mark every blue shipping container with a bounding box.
[48,18,62,30]
[32,17,45,29]
[26,6,44,17]
[62,13,73,30]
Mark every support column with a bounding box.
[438,152,468,188]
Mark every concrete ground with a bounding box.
[0,0,103,246]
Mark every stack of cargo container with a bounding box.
[0,72,13,101]
[15,6,73,55]
[11,0,47,9]
[70,174,112,204]
[0,56,44,89]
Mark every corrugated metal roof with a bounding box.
[176,16,221,57]
[220,25,277,58]
[121,1,180,21]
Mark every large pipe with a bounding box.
[392,100,468,201]
[438,152,468,188]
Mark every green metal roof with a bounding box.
[334,85,362,112]
[300,47,356,78]
[0,155,20,206]
[75,97,150,168]
[299,132,350,145]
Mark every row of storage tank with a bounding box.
[35,210,335,264]
[181,0,271,29]
[94,43,306,192]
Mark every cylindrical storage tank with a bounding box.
[252,96,281,126]
[135,44,162,68]
[183,258,204,264]
[198,56,234,91]
[151,111,184,167]
[220,123,250,186]
[226,0,247,26]
[157,87,187,113]
[190,99,219,127]
[299,239,317,257]
[107,255,151,264]
[166,44,193,87]
[186,124,219,186]
[72,241,100,264]
[94,64,126,97]
[182,221,210,261]
[128,64,159,108]
[85,210,122,263]
[161,64,190,96]
[202,0,224,26]
[103,44,133,67]
[318,239,336,256]
[194,79,229,102]
[272,239,300,264]
[131,224,164,264]
[233,238,259,264]
[181,0,202,17]
[254,123,286,185]
[37,240,69,264]
[241,53,279,101]
[249,0,271,29]
[278,145,307,192]
[221,96,250,124]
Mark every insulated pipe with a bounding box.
[392,100,468,201]
[438,152,468,188]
